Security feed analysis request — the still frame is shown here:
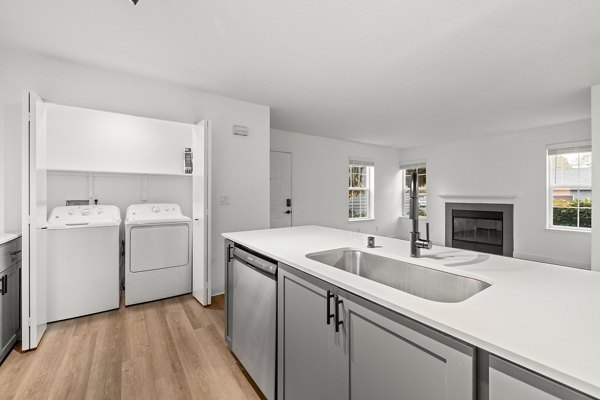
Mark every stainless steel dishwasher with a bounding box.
[225,242,277,400]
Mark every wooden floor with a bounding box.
[0,294,263,400]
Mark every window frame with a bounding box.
[400,162,427,219]
[546,141,592,232]
[348,161,375,221]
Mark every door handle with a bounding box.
[284,210,292,214]
[326,290,334,325]
[0,275,5,296]
[335,295,343,332]
[11,250,21,260]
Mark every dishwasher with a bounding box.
[225,242,277,400]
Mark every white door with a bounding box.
[21,91,48,350]
[270,151,292,228]
[192,120,212,306]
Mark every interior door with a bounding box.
[21,91,48,350]
[192,120,212,306]
[270,151,292,228]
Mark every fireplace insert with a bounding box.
[452,209,503,255]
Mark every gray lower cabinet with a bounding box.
[278,264,346,400]
[278,264,475,400]
[488,355,596,400]
[344,292,474,400]
[1,238,21,363]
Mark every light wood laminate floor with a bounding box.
[0,294,263,400]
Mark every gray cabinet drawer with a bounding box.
[0,237,22,272]
[489,355,596,400]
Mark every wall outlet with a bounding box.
[219,194,231,205]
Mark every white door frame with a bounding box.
[192,120,212,306]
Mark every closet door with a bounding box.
[192,120,212,305]
[21,91,48,350]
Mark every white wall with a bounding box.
[271,129,403,237]
[46,173,193,224]
[0,104,5,233]
[592,85,600,271]
[1,103,21,234]
[0,48,270,295]
[398,120,592,269]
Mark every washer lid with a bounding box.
[47,205,122,229]
[125,203,191,225]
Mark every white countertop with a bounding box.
[223,225,600,398]
[0,232,21,246]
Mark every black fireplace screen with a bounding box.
[452,209,503,255]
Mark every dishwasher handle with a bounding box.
[233,247,278,275]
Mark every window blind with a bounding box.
[399,160,426,170]
[548,143,591,156]
[349,158,375,167]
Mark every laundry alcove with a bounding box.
[22,92,212,350]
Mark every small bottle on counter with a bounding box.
[367,236,375,248]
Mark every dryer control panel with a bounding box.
[125,203,190,224]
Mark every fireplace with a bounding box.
[445,203,514,257]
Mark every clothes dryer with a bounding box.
[125,203,192,305]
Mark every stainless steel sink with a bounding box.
[306,248,490,303]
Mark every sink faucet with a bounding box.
[409,171,432,257]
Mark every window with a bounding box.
[348,160,374,220]
[547,143,592,230]
[400,163,427,217]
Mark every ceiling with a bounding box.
[1,0,600,148]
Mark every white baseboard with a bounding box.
[513,252,591,270]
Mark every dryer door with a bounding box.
[129,224,190,272]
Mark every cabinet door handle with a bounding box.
[227,245,234,262]
[0,275,5,296]
[326,290,335,325]
[335,295,343,332]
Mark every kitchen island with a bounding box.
[223,225,600,399]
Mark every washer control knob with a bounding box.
[152,206,160,213]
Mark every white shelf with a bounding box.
[48,168,193,177]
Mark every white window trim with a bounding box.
[400,162,427,218]
[348,161,375,222]
[546,141,592,232]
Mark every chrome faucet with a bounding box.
[409,171,432,257]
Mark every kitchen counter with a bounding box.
[0,233,21,246]
[223,225,600,398]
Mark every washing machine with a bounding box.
[47,205,121,322]
[125,203,192,306]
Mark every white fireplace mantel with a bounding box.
[438,194,520,204]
